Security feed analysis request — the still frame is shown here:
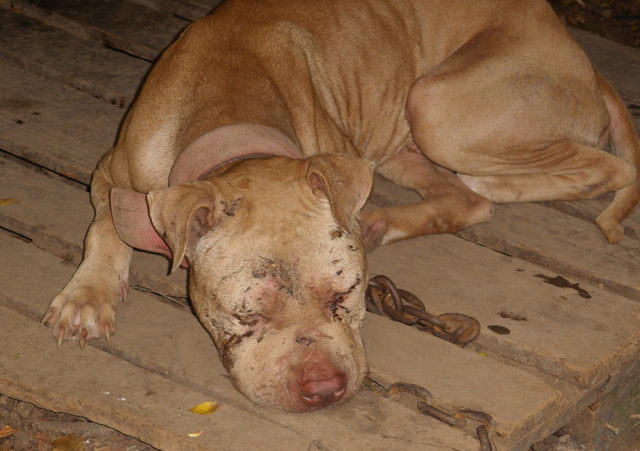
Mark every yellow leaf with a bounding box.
[0,198,18,206]
[0,425,20,438]
[52,433,85,451]
[188,431,203,438]
[188,401,218,415]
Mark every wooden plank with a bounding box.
[564,357,640,451]
[7,0,189,61]
[0,9,150,108]
[0,62,123,184]
[362,314,564,450]
[0,304,317,451]
[367,232,640,389]
[130,0,223,21]
[0,155,89,262]
[0,231,486,451]
[0,154,188,298]
[539,195,640,241]
[455,202,640,302]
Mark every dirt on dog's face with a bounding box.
[190,226,368,412]
[147,155,373,411]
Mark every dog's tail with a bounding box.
[595,71,640,243]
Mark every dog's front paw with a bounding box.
[359,209,389,252]
[42,281,127,348]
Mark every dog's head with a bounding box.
[147,154,374,411]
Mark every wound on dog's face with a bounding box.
[185,158,369,412]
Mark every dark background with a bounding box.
[548,0,640,48]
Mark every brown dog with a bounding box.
[43,0,639,412]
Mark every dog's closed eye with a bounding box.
[233,313,266,327]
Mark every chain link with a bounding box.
[366,277,493,449]
[385,382,496,451]
[366,275,481,345]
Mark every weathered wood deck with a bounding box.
[1,1,639,450]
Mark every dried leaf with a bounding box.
[0,425,20,438]
[188,401,218,415]
[52,433,85,451]
[188,431,203,438]
[0,198,18,206]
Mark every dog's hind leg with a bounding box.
[42,155,133,348]
[403,18,639,244]
[593,72,640,242]
[456,141,636,204]
[359,144,493,252]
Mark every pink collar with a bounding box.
[111,124,304,265]
[169,123,303,185]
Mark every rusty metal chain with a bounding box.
[385,382,496,451]
[366,275,481,345]
[365,277,492,448]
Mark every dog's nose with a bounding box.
[298,372,347,408]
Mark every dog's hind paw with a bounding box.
[595,213,625,244]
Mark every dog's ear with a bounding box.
[306,154,374,233]
[147,181,220,273]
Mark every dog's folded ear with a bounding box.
[147,181,220,273]
[306,154,374,234]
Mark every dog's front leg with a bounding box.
[43,167,132,348]
[360,144,494,251]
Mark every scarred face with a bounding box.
[147,154,373,411]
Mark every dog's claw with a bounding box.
[41,309,58,328]
[57,329,65,348]
[105,329,112,346]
